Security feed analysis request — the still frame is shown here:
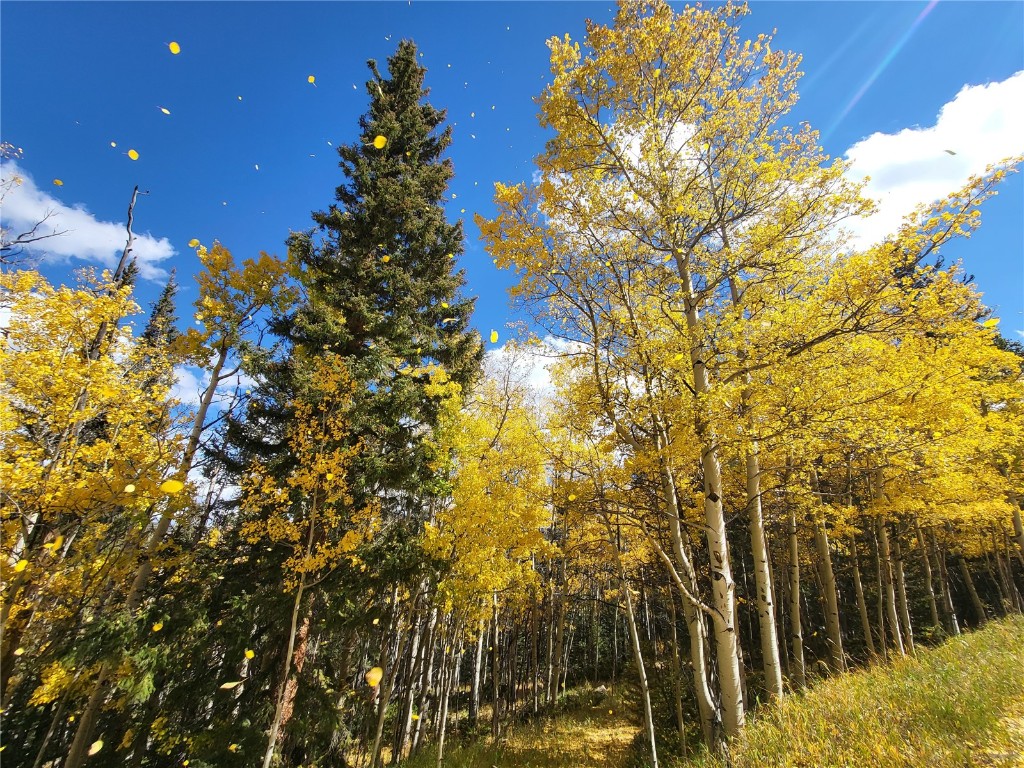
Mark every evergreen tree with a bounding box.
[140,269,179,349]
[286,39,482,511]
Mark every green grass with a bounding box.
[681,615,1024,768]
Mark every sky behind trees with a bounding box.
[2,1,1022,349]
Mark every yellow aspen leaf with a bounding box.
[127,149,140,161]
[373,135,388,149]
[228,744,239,752]
[441,302,449,309]
[489,330,499,344]
[53,179,63,186]
[110,141,117,147]
[244,649,255,660]
[326,472,334,480]
[159,479,184,494]
[88,740,104,755]
[124,484,136,493]
[160,107,171,115]
[982,318,999,328]
[220,681,243,690]
[411,713,420,720]
[14,559,28,572]
[372,617,380,625]
[188,238,200,248]
[365,666,384,687]
[168,41,181,55]
[381,255,390,263]
[568,494,577,501]
[152,621,163,632]
[308,75,316,84]
[13,647,25,656]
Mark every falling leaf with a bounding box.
[228,744,239,752]
[237,95,243,101]
[152,621,163,632]
[944,149,957,155]
[220,681,244,690]
[160,107,171,115]
[441,302,449,309]
[14,560,28,573]
[366,667,384,687]
[411,713,420,720]
[168,41,181,55]
[110,141,117,147]
[568,494,577,502]
[88,740,104,755]
[244,649,255,660]
[308,75,316,84]
[982,318,1000,328]
[188,238,200,248]
[372,617,380,625]
[382,255,391,263]
[254,164,259,171]
[159,479,185,494]
[489,330,499,344]
[53,179,63,186]
[13,647,24,656]
[373,135,387,149]
[127,149,140,161]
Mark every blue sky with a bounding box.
[3,1,1023,350]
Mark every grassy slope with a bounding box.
[404,617,1024,768]
[684,615,1024,768]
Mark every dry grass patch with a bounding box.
[681,615,1024,768]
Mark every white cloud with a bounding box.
[171,365,206,410]
[484,338,557,404]
[170,361,253,412]
[1,160,175,280]
[483,334,591,408]
[843,70,1024,247]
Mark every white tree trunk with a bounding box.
[746,450,784,698]
[787,508,806,689]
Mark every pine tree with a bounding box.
[140,269,179,349]
[138,269,180,392]
[287,39,482,511]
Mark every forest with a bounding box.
[2,2,1023,767]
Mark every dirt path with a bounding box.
[427,686,641,768]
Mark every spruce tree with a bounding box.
[140,269,179,349]
[287,39,482,511]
